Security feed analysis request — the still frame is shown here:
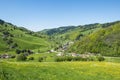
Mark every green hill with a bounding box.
[68,21,120,56]
[39,21,119,50]
[0,19,51,54]
[39,23,102,48]
[40,24,101,40]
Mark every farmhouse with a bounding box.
[0,54,10,59]
[56,52,64,56]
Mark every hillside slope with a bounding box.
[68,21,120,56]
[0,19,50,53]
[39,23,102,48]
[39,21,119,50]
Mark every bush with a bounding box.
[66,56,73,61]
[12,43,18,48]
[11,55,16,58]
[81,57,89,61]
[55,56,66,62]
[55,55,105,62]
[28,57,34,60]
[56,56,93,62]
[16,49,21,54]
[88,56,96,61]
[97,56,105,61]
[55,56,81,62]
[16,53,27,61]
[38,57,44,62]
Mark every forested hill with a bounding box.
[68,21,120,56]
[39,21,120,43]
[39,26,77,35]
[0,19,50,53]
[40,21,120,36]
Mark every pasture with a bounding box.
[0,61,120,80]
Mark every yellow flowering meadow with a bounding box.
[0,61,120,80]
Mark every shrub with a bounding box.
[38,57,44,62]
[88,56,96,61]
[54,57,60,62]
[16,49,21,54]
[28,57,34,60]
[55,56,83,62]
[54,55,103,62]
[16,53,27,61]
[97,56,105,61]
[27,50,34,54]
[12,43,18,48]
[73,56,82,61]
[6,39,13,45]
[55,56,65,62]
[21,49,27,53]
[66,56,73,61]
[11,55,16,58]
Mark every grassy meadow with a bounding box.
[0,55,120,80]
[0,61,120,80]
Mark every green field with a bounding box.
[0,61,120,80]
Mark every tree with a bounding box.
[16,53,27,61]
[28,57,34,60]
[16,49,21,54]
[6,39,13,45]
[0,19,5,25]
[38,57,44,62]
[97,56,105,61]
[12,43,18,48]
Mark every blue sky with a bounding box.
[0,0,120,31]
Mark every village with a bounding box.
[0,41,101,61]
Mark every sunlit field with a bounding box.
[1,61,120,80]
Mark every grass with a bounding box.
[28,53,56,62]
[0,54,120,80]
[13,33,51,50]
[0,38,7,52]
[1,52,120,63]
[0,23,52,54]
[57,27,101,41]
[0,61,120,80]
[105,57,120,63]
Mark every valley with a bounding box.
[0,19,120,80]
